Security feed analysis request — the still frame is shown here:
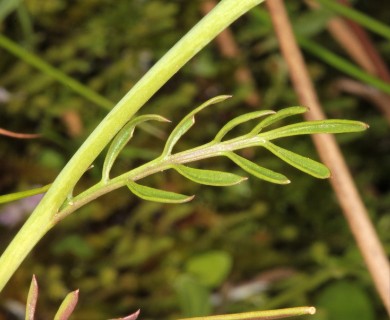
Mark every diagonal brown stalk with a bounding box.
[266,0,390,315]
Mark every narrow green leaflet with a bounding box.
[102,114,169,182]
[25,275,38,320]
[162,117,195,158]
[0,184,51,204]
[259,119,368,141]
[53,290,79,320]
[213,110,275,142]
[127,180,194,203]
[250,106,308,135]
[173,164,247,186]
[161,95,231,157]
[225,152,290,184]
[262,141,331,179]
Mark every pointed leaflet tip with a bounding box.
[26,275,39,320]
[53,289,79,320]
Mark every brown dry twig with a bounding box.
[0,128,41,139]
[266,0,390,315]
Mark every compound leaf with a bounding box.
[127,180,194,203]
[173,164,247,186]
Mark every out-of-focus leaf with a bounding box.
[25,275,38,320]
[102,114,169,181]
[53,289,79,320]
[185,251,232,288]
[260,119,368,141]
[162,95,231,157]
[175,275,212,317]
[250,106,308,134]
[0,0,23,21]
[225,152,290,184]
[127,180,194,203]
[262,142,330,179]
[315,281,375,320]
[173,164,247,186]
[214,110,275,142]
[0,184,51,204]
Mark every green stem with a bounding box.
[0,34,113,110]
[0,0,264,292]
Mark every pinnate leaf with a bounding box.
[127,180,194,203]
[103,114,169,181]
[214,110,275,142]
[173,164,247,186]
[262,141,330,178]
[260,119,368,141]
[250,106,308,134]
[162,95,231,157]
[225,152,290,184]
[53,289,79,320]
[25,275,38,320]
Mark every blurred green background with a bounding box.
[0,0,389,319]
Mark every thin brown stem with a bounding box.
[266,0,390,315]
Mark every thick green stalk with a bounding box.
[0,0,264,292]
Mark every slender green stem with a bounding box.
[298,36,390,95]
[0,34,113,110]
[0,0,264,292]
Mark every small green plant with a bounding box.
[0,0,370,319]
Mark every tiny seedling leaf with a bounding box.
[225,152,290,184]
[25,275,38,320]
[53,289,79,320]
[0,184,51,204]
[102,114,169,182]
[127,180,194,203]
[250,106,308,135]
[260,119,368,141]
[173,164,247,186]
[162,95,231,157]
[214,110,275,142]
[262,141,330,179]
